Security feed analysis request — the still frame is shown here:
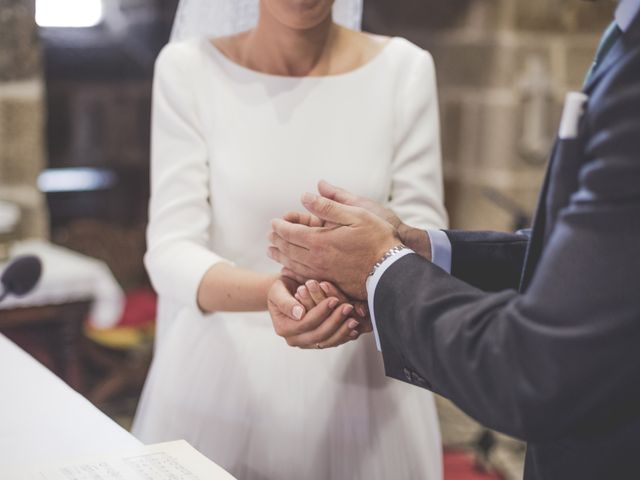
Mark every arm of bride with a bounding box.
[146,44,292,315]
[196,264,279,313]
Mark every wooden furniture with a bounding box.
[0,300,91,393]
[0,239,125,393]
[54,220,155,406]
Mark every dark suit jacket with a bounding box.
[374,14,640,480]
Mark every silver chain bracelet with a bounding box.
[368,245,407,277]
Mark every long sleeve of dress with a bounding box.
[388,49,449,230]
[145,44,230,311]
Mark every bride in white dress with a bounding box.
[133,0,448,478]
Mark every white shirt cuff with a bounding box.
[366,248,415,352]
[427,229,452,274]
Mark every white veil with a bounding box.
[170,0,364,42]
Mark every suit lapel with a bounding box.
[520,14,640,292]
[584,12,640,93]
[583,38,628,92]
[519,140,558,291]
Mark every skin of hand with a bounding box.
[317,180,433,260]
[269,211,373,346]
[267,277,364,349]
[268,192,401,300]
[318,180,403,229]
[296,280,373,337]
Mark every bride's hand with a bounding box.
[295,280,372,342]
[268,277,350,349]
[267,277,364,349]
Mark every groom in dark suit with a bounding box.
[267,1,640,478]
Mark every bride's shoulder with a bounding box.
[382,36,435,67]
[156,38,212,72]
[343,30,389,57]
[346,30,435,72]
[377,36,437,83]
[210,32,248,62]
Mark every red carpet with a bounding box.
[444,449,504,480]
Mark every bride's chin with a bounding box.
[263,0,334,30]
[288,14,333,31]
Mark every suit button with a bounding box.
[411,371,431,388]
[403,368,412,382]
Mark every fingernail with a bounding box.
[348,319,360,329]
[297,286,308,297]
[356,305,366,317]
[328,298,339,309]
[306,280,319,292]
[342,304,354,316]
[350,330,359,339]
[292,306,304,320]
[319,282,330,294]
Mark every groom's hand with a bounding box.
[318,181,433,260]
[318,180,402,229]
[268,193,399,300]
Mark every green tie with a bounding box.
[584,21,623,86]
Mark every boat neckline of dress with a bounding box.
[202,36,399,80]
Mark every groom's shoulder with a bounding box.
[588,44,640,118]
[609,43,640,84]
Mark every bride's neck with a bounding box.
[243,7,337,77]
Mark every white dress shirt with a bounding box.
[617,0,640,31]
[367,0,640,351]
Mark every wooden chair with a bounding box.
[54,219,155,406]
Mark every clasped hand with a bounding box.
[266,181,409,349]
[267,276,370,349]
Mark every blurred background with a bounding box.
[0,0,617,478]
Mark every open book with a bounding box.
[8,440,236,480]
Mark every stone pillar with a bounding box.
[365,0,616,230]
[0,0,48,239]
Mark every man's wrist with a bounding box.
[397,223,432,261]
[369,244,408,277]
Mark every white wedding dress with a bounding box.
[133,36,448,480]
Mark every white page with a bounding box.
[8,440,236,480]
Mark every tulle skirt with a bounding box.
[133,298,443,480]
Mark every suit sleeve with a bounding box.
[374,49,640,442]
[444,230,529,292]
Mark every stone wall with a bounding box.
[0,0,48,238]
[365,0,616,230]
